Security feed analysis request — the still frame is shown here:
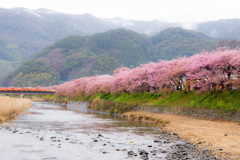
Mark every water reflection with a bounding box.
[4,102,161,135]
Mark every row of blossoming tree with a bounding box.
[55,48,240,98]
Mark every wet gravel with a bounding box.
[0,102,222,160]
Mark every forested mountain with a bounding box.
[1,28,216,87]
[0,7,118,77]
[152,28,215,59]
[0,8,181,78]
[1,7,240,81]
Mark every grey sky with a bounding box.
[1,0,240,22]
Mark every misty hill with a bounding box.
[1,28,216,87]
[0,7,183,78]
[2,7,240,80]
[0,7,116,77]
[104,17,180,35]
[197,19,240,40]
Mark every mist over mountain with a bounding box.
[104,17,181,35]
[0,7,182,78]
[1,7,240,86]
[0,7,116,77]
[0,28,216,87]
[197,19,240,40]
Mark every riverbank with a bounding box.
[123,111,240,159]
[31,91,240,121]
[29,92,240,159]
[0,96,32,123]
[54,100,239,159]
[0,102,218,160]
[82,91,240,121]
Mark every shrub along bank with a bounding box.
[0,96,32,123]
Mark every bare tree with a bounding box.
[217,39,240,49]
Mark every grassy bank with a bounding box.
[75,91,240,121]
[95,91,240,111]
[0,96,32,123]
[32,90,240,121]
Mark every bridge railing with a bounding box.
[0,87,55,94]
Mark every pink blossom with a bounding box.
[55,48,240,97]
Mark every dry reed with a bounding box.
[0,96,32,123]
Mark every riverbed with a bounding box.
[0,102,218,160]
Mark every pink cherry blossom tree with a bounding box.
[55,48,240,97]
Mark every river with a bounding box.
[0,102,217,160]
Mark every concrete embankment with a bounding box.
[0,96,32,123]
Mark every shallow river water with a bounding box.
[0,102,217,160]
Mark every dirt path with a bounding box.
[123,112,240,159]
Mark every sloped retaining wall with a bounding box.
[66,100,240,122]
[66,101,89,112]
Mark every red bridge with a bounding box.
[0,87,55,94]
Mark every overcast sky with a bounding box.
[1,0,240,22]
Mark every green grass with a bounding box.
[33,90,240,114]
[84,90,240,112]
[41,94,57,99]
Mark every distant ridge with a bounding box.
[1,28,216,87]
[197,19,240,40]
[0,7,179,78]
[1,7,240,84]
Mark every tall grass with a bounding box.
[0,96,32,123]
